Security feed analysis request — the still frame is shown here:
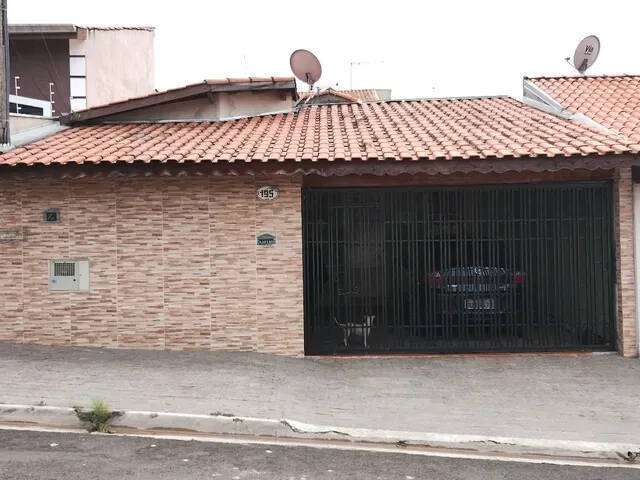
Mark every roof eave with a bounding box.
[8,23,78,39]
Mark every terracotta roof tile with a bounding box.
[529,75,640,142]
[1,97,634,167]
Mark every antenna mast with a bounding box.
[0,0,10,145]
[349,60,383,89]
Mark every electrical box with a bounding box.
[49,260,90,292]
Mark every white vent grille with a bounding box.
[53,262,75,277]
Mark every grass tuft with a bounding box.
[73,399,121,433]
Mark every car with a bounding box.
[424,266,526,318]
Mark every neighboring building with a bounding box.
[61,77,298,124]
[0,90,637,357]
[8,24,155,116]
[524,74,640,356]
[297,88,391,105]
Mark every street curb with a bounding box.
[0,404,638,462]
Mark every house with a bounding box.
[8,24,155,143]
[524,74,640,357]
[0,88,637,357]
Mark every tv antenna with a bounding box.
[565,35,600,74]
[349,60,383,89]
[290,49,322,91]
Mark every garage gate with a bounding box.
[302,183,616,355]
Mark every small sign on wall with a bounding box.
[257,185,279,201]
[257,233,277,247]
[0,228,24,242]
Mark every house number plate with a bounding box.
[257,185,279,201]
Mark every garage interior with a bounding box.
[303,182,616,354]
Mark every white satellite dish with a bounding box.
[573,35,600,74]
[290,49,322,89]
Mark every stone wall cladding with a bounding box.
[615,166,637,357]
[255,176,304,355]
[0,166,635,356]
[210,176,257,351]
[0,176,23,342]
[0,170,304,356]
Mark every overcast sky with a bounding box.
[9,0,640,99]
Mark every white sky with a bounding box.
[9,0,640,99]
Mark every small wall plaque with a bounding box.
[257,185,279,201]
[0,228,24,242]
[257,233,277,246]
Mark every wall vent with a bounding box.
[49,260,89,292]
[53,262,75,277]
[43,208,60,223]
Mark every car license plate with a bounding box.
[464,298,496,310]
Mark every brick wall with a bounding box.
[0,170,304,356]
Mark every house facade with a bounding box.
[0,90,637,357]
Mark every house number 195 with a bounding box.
[257,186,279,200]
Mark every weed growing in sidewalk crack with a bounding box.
[73,399,122,433]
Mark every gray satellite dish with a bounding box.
[573,35,600,74]
[290,49,322,88]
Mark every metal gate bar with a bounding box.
[302,183,616,355]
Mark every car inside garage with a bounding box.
[303,182,616,354]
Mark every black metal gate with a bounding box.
[302,183,616,354]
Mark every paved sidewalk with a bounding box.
[1,342,639,444]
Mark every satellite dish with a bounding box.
[290,49,322,88]
[573,35,600,74]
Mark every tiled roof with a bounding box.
[528,75,640,143]
[205,76,295,86]
[298,89,383,102]
[1,96,633,167]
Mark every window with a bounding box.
[69,55,87,111]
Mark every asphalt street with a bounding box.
[0,429,637,480]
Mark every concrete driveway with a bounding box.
[0,342,638,444]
